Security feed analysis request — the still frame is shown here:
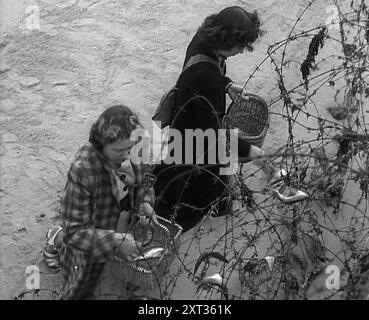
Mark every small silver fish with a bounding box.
[198,273,229,299]
[133,247,166,261]
[202,273,223,286]
[265,256,275,271]
[271,189,309,204]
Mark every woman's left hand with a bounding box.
[116,210,131,232]
[227,83,249,102]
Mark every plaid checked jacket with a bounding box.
[59,142,154,299]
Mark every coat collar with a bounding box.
[89,143,121,204]
[184,31,219,66]
[184,31,227,75]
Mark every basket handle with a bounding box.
[131,215,172,248]
[130,173,159,246]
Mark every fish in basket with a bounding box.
[112,215,182,291]
[222,93,270,148]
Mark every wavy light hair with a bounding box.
[89,105,142,152]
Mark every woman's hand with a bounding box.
[114,232,142,261]
[116,211,131,233]
[227,83,249,102]
[139,201,159,225]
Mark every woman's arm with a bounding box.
[60,162,128,262]
[225,77,233,93]
[191,67,254,164]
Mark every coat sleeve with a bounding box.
[224,76,233,89]
[221,63,251,157]
[191,68,252,160]
[130,160,156,208]
[61,162,118,262]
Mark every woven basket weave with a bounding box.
[223,93,269,148]
[112,215,182,291]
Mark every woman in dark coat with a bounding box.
[153,6,264,232]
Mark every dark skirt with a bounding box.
[153,163,229,232]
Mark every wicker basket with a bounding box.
[223,93,269,148]
[112,215,182,291]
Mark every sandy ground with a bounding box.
[1,0,368,299]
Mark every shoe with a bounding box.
[43,226,63,269]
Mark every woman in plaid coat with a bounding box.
[43,105,155,299]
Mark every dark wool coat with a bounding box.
[153,31,251,232]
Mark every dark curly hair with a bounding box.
[198,6,262,52]
[89,104,142,152]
